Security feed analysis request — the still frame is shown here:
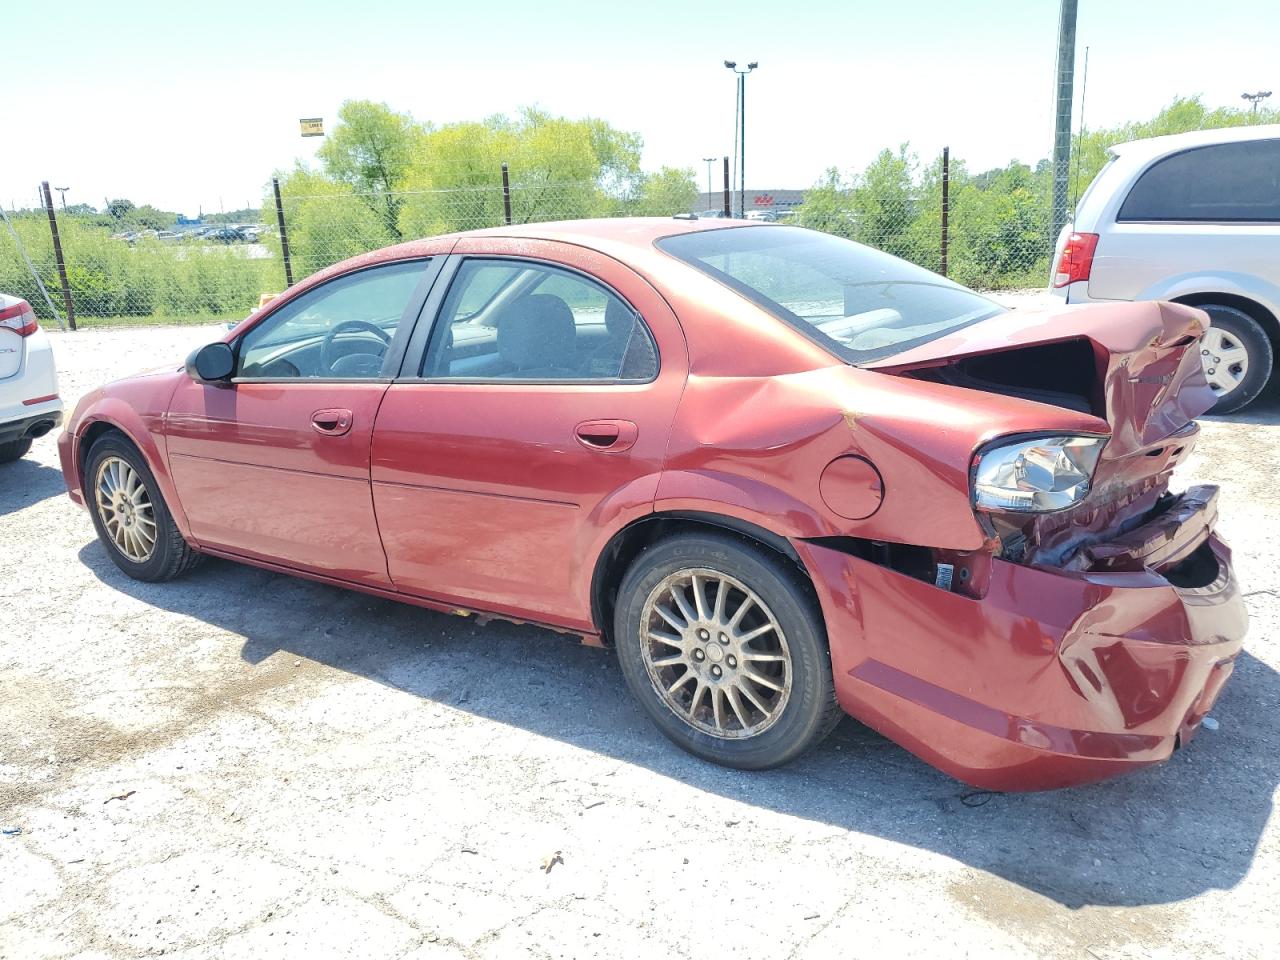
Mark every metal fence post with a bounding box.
[940,146,950,277]
[40,181,75,330]
[272,178,294,288]
[722,157,731,217]
[501,163,513,226]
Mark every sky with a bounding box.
[4,0,1278,215]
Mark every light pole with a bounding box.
[1242,91,1272,118]
[54,186,70,212]
[702,157,716,208]
[724,60,758,218]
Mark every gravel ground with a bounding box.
[2,301,1278,960]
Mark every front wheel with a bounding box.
[614,532,841,769]
[85,434,201,582]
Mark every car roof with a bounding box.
[449,215,751,249]
[1110,123,1280,162]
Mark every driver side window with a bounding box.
[237,260,428,379]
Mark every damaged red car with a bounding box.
[58,218,1247,790]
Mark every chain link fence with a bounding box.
[1,156,1056,328]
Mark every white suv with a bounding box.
[0,295,62,463]
[1050,124,1280,412]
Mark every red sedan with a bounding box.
[58,218,1248,790]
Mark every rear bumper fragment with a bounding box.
[795,500,1247,791]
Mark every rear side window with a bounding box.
[1118,139,1280,222]
[422,259,658,382]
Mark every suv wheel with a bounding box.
[1197,304,1273,414]
[0,438,33,463]
[613,532,841,769]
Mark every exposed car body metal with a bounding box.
[58,218,1247,790]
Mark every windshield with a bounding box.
[657,226,1005,364]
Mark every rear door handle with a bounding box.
[574,419,638,452]
[311,408,353,436]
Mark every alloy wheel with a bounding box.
[1201,326,1250,397]
[95,456,158,562]
[639,568,793,739]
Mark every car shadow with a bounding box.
[79,541,1278,911]
[0,456,67,516]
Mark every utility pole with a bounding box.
[41,182,76,331]
[702,157,716,207]
[725,60,758,217]
[1242,91,1272,118]
[1050,0,1078,244]
[54,187,70,212]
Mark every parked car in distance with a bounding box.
[1051,124,1280,413]
[205,227,245,243]
[694,209,732,219]
[744,210,777,222]
[59,218,1246,790]
[0,295,62,463]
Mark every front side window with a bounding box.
[237,260,428,379]
[422,259,658,381]
[1118,139,1280,222]
[658,226,1004,364]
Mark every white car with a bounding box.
[0,295,63,463]
[1050,124,1280,412]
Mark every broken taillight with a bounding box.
[0,299,39,337]
[1053,232,1099,289]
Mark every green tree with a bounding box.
[795,168,856,238]
[107,199,136,220]
[398,109,644,235]
[629,167,698,216]
[316,100,421,239]
[268,164,393,276]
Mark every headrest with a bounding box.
[496,294,576,369]
[604,297,636,338]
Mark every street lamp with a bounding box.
[702,157,717,207]
[1242,91,1272,118]
[724,60,758,218]
[54,186,70,212]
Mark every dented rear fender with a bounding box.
[657,365,1110,552]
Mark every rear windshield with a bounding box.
[657,226,1004,364]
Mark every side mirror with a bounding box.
[185,342,236,384]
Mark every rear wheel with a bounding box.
[85,434,201,582]
[0,438,33,463]
[614,532,840,769]
[1196,304,1273,414]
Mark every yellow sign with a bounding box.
[299,118,324,138]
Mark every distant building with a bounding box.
[696,188,806,214]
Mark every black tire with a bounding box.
[0,438,33,463]
[613,531,841,769]
[1197,304,1273,414]
[85,433,202,582]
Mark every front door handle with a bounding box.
[311,408,353,436]
[574,419,638,452]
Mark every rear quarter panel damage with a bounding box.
[656,364,1108,552]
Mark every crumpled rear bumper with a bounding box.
[795,512,1247,791]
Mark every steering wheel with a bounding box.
[321,319,392,375]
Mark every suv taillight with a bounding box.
[0,299,38,336]
[1053,232,1099,288]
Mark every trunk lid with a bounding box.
[866,300,1215,456]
